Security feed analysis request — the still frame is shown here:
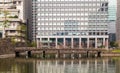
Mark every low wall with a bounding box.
[0,54,15,58]
[102,52,120,57]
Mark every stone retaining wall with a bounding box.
[0,38,15,55]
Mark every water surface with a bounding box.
[0,57,120,73]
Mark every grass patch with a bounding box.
[112,49,120,53]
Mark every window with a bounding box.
[18,1,21,5]
[13,1,16,4]
[105,3,108,6]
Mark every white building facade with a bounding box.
[33,0,109,49]
[0,0,29,42]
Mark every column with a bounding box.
[87,38,89,48]
[79,38,81,49]
[71,38,73,49]
[79,54,81,58]
[48,38,50,48]
[103,38,105,46]
[40,38,42,48]
[55,54,58,58]
[71,53,74,59]
[55,38,58,49]
[95,38,97,48]
[2,29,5,38]
[37,38,39,48]
[26,51,28,58]
[64,38,66,48]
[105,38,108,49]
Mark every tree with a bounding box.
[0,10,10,38]
[27,41,37,47]
[17,24,27,42]
[99,45,105,48]
[110,41,119,48]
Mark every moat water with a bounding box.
[0,57,120,73]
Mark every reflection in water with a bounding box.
[0,58,119,73]
[36,59,116,73]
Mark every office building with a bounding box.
[116,0,120,46]
[32,0,109,49]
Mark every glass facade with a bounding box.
[108,0,116,42]
[32,0,109,49]
[108,0,116,21]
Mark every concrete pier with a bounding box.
[15,47,107,58]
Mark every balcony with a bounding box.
[0,18,21,22]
